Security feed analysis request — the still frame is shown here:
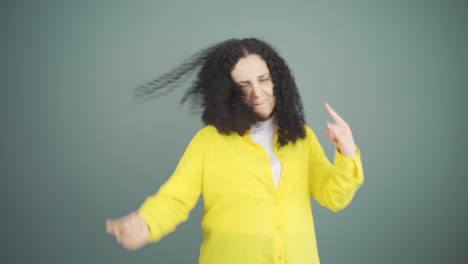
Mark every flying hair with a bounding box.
[134,38,306,147]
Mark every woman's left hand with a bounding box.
[324,102,357,157]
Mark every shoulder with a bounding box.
[304,124,317,137]
[189,125,221,143]
[195,125,218,137]
[302,123,320,146]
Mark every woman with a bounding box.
[106,38,364,264]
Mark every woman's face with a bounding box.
[230,54,276,119]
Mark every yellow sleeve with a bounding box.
[137,129,205,242]
[307,126,364,212]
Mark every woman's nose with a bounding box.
[251,82,262,97]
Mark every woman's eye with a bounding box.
[260,78,270,82]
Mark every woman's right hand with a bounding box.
[106,211,149,250]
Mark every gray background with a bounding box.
[1,0,467,263]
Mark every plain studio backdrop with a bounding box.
[1,0,467,263]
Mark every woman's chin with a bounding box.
[252,105,274,120]
[255,111,271,120]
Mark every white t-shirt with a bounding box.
[249,117,282,188]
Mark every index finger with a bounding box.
[325,102,346,124]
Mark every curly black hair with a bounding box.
[135,38,306,147]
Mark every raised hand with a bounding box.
[324,102,357,157]
[106,211,149,250]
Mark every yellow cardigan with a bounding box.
[138,124,364,264]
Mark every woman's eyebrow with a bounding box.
[237,73,270,84]
[237,80,249,85]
